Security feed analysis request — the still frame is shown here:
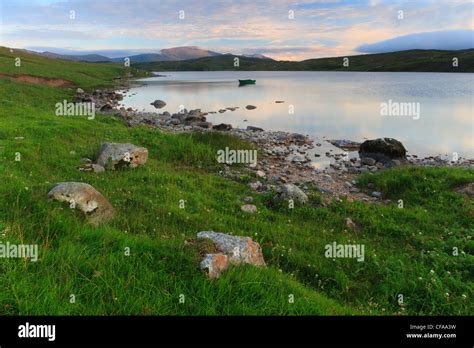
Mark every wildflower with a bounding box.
[430,270,435,274]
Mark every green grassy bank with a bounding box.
[0,47,472,315]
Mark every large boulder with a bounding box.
[48,182,115,225]
[96,143,148,170]
[274,183,308,204]
[150,100,166,108]
[212,123,232,131]
[359,138,406,165]
[197,231,265,279]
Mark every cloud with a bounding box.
[1,0,473,60]
[356,30,474,53]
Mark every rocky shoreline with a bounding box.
[73,87,474,203]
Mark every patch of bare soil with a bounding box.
[0,74,74,87]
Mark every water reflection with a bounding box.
[122,71,474,159]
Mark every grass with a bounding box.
[0,47,472,315]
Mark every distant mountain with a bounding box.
[111,47,222,63]
[111,53,169,63]
[160,46,221,60]
[40,51,111,62]
[30,46,226,63]
[242,53,273,60]
[25,46,278,63]
[133,49,474,73]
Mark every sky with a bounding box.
[0,0,473,60]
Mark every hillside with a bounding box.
[0,46,472,315]
[134,49,474,72]
[27,46,224,63]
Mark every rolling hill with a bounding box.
[134,49,474,72]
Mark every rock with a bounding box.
[197,231,265,278]
[361,157,376,166]
[288,155,307,163]
[212,123,232,131]
[345,218,357,230]
[322,174,335,184]
[195,121,213,129]
[96,143,148,170]
[48,182,115,225]
[359,138,407,164]
[275,100,285,103]
[289,133,307,143]
[275,184,308,204]
[200,253,229,279]
[249,181,263,191]
[80,157,92,164]
[91,164,105,173]
[100,103,113,111]
[371,191,382,198]
[245,105,257,110]
[375,162,385,169]
[188,109,201,115]
[218,109,227,113]
[247,126,264,132]
[76,88,84,94]
[243,196,254,203]
[184,115,206,123]
[391,159,402,166]
[454,182,474,197]
[169,118,181,126]
[150,100,166,108]
[78,163,105,173]
[241,204,257,213]
[271,146,288,155]
[328,139,361,151]
[256,170,265,178]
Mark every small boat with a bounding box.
[239,79,256,86]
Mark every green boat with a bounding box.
[239,79,256,86]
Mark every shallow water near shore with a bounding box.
[121,71,474,160]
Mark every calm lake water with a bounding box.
[121,71,474,159]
